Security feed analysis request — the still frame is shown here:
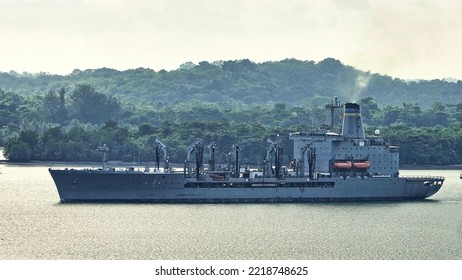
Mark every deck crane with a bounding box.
[185,139,204,179]
[154,139,169,170]
[264,139,283,179]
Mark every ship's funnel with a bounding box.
[341,103,365,139]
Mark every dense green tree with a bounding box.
[3,130,38,162]
[68,84,121,124]
[0,88,23,129]
[40,88,68,124]
[4,141,32,162]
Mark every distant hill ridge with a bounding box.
[1,58,461,108]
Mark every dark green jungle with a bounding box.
[1,58,462,166]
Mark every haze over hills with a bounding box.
[1,58,461,108]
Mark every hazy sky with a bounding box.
[1,0,461,80]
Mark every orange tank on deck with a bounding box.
[333,161,353,169]
[352,161,370,169]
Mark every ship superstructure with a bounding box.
[291,103,398,179]
[49,101,444,202]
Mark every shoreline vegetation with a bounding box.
[2,59,462,166]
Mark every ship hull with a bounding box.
[49,169,444,203]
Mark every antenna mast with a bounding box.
[98,144,109,169]
[325,96,343,132]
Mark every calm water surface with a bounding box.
[0,163,461,260]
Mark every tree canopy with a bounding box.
[1,59,462,166]
[2,59,461,108]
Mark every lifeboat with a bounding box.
[333,161,353,169]
[352,161,370,169]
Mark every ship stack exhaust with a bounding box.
[341,103,365,139]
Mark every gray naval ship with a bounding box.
[49,101,444,202]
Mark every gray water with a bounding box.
[0,163,461,260]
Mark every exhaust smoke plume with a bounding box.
[351,73,371,102]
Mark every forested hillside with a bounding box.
[1,58,462,165]
[2,58,462,108]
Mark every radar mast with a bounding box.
[325,96,343,132]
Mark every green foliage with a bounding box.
[0,89,24,143]
[69,84,121,124]
[2,59,461,108]
[3,95,462,165]
[379,125,462,166]
[40,88,67,124]
[1,59,462,165]
[3,131,37,162]
[5,141,32,162]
